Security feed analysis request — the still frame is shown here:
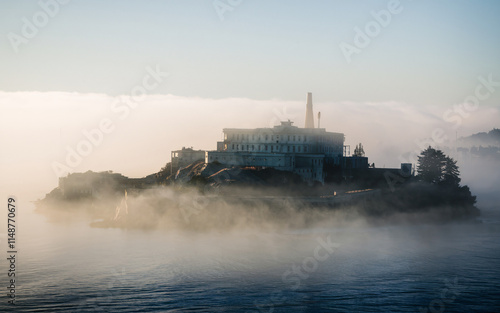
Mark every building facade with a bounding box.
[171,147,206,173]
[169,93,387,184]
[205,120,344,183]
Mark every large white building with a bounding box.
[205,93,344,183]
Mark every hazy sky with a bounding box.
[1,1,499,200]
[1,0,500,104]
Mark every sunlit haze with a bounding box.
[1,1,499,312]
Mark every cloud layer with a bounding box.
[0,91,498,199]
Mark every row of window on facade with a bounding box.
[229,144,311,153]
[208,155,288,167]
[296,168,321,177]
[228,144,339,154]
[227,133,310,143]
[311,159,322,166]
[226,133,341,144]
[208,155,322,172]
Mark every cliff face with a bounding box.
[171,161,314,195]
[55,170,156,200]
[41,161,313,203]
[37,159,480,228]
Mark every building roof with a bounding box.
[223,121,344,137]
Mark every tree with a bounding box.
[353,143,365,157]
[417,146,460,186]
[442,157,461,186]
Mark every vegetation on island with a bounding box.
[455,128,500,161]
[459,128,500,146]
[37,144,480,228]
[370,146,479,222]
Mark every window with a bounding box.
[265,145,268,151]
[265,135,268,141]
[247,145,249,150]
[288,135,290,141]
[271,146,273,152]
[293,146,295,152]
[293,135,296,141]
[298,146,301,152]
[252,145,255,151]
[237,134,239,140]
[304,146,308,152]
[232,144,234,150]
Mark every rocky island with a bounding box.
[36,94,480,229]
[37,145,479,230]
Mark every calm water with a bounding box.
[2,202,500,312]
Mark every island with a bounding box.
[36,93,480,229]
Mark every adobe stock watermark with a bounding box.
[398,73,499,167]
[386,73,499,192]
[442,74,500,129]
[179,167,243,223]
[339,0,405,64]
[213,0,243,21]
[420,277,462,313]
[251,235,339,313]
[51,65,169,178]
[7,0,71,53]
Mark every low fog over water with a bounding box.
[1,92,499,311]
[3,194,500,312]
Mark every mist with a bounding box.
[1,91,498,201]
[1,91,499,311]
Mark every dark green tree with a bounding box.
[417,147,445,184]
[417,146,460,186]
[442,157,461,186]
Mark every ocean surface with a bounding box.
[1,201,500,313]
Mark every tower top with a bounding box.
[304,92,314,129]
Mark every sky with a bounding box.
[0,0,499,199]
[1,0,500,103]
